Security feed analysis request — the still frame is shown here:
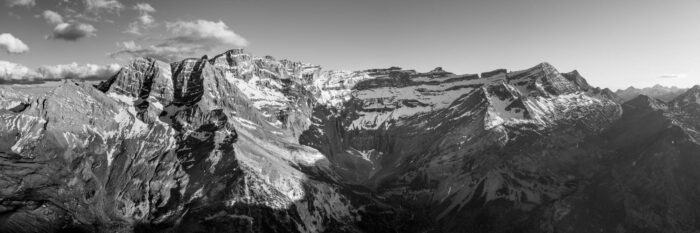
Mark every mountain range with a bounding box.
[1,49,699,233]
[615,85,688,102]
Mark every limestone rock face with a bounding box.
[0,49,699,233]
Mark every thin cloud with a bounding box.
[5,0,35,7]
[72,13,102,22]
[48,22,97,41]
[659,74,688,79]
[633,74,698,88]
[124,23,142,35]
[0,33,30,54]
[8,11,21,19]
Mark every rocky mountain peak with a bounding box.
[562,69,591,91]
[430,67,444,73]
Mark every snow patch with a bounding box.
[232,116,258,130]
[226,71,288,109]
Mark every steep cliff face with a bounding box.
[0,49,698,233]
[300,62,621,185]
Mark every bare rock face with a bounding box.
[1,49,699,233]
[96,57,173,122]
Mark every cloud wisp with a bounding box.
[5,0,35,7]
[0,33,30,54]
[659,74,688,79]
[631,73,698,88]
[83,0,124,15]
[112,19,248,62]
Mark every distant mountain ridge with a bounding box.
[615,84,688,102]
[0,49,699,233]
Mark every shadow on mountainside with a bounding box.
[125,161,418,233]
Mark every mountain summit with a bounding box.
[0,49,698,233]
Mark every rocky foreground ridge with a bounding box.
[0,49,699,233]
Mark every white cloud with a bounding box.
[118,40,140,50]
[0,60,121,82]
[165,19,248,46]
[0,60,41,81]
[5,0,35,7]
[42,10,64,25]
[48,22,97,41]
[0,33,29,54]
[37,63,121,80]
[83,0,124,15]
[137,13,154,25]
[113,19,248,62]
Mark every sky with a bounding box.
[1,0,699,89]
